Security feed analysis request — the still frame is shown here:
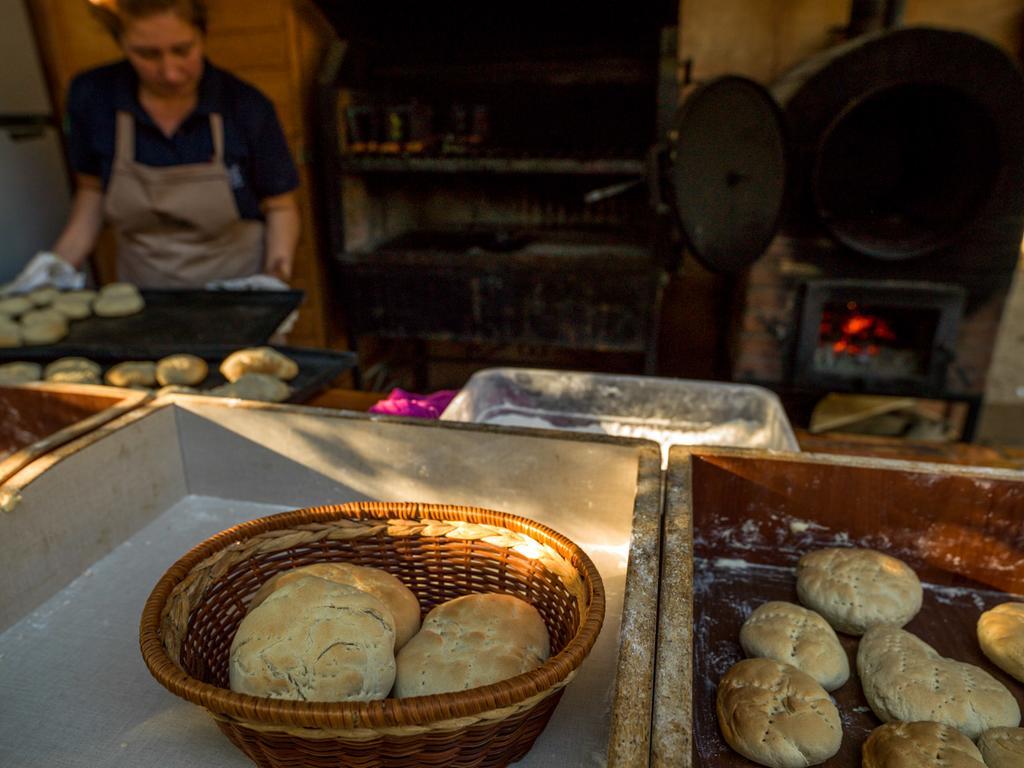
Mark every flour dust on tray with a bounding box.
[482,407,774,467]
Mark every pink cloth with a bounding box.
[368,388,458,419]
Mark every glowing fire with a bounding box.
[820,304,897,357]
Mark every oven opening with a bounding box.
[814,83,1000,259]
[814,300,941,380]
[793,279,965,394]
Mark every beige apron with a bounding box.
[104,110,264,288]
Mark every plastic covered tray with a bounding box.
[441,368,799,465]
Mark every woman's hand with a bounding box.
[261,191,300,282]
[52,174,105,269]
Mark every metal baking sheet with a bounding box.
[0,398,663,767]
[0,289,303,359]
[652,448,1024,768]
[0,345,355,404]
[441,368,799,467]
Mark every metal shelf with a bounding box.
[337,155,645,176]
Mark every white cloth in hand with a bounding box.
[1,252,86,296]
[204,273,297,338]
[204,274,290,292]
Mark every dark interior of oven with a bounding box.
[313,2,678,382]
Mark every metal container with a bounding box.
[0,345,356,405]
[0,395,663,767]
[441,368,799,466]
[0,290,305,361]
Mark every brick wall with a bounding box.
[731,235,1011,396]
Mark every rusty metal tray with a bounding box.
[653,448,1024,767]
[0,397,663,767]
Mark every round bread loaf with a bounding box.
[716,657,842,768]
[229,576,396,702]
[20,313,68,345]
[0,361,41,384]
[857,624,1020,740]
[44,357,101,384]
[65,289,97,303]
[51,295,92,320]
[249,563,421,650]
[94,292,144,318]
[45,357,101,379]
[0,296,32,317]
[220,346,299,382]
[0,319,21,348]
[155,384,200,396]
[99,282,140,299]
[978,726,1024,768]
[978,602,1024,683]
[739,601,849,691]
[796,547,922,635]
[21,308,66,326]
[210,372,290,402]
[862,721,985,768]
[104,361,157,388]
[28,287,58,307]
[155,353,208,386]
[394,593,550,698]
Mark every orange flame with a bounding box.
[822,309,898,357]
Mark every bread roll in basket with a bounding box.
[140,501,605,768]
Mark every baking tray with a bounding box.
[652,448,1024,768]
[0,396,663,767]
[0,289,304,359]
[0,345,356,404]
[441,368,799,466]
[0,382,150,485]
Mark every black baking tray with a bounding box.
[0,346,357,405]
[0,289,304,359]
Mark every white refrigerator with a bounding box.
[0,0,71,283]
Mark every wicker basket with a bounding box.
[139,501,606,768]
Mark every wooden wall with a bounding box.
[677,0,1024,84]
[26,0,335,348]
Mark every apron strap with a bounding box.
[115,111,225,164]
[210,113,225,163]
[115,111,135,164]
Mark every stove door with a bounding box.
[668,75,788,273]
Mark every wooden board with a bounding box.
[0,382,150,486]
[653,448,1024,767]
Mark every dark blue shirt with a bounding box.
[65,59,299,221]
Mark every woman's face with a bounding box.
[120,11,204,98]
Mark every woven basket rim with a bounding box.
[139,501,606,732]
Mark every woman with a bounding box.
[46,0,300,288]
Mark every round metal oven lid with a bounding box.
[670,76,788,272]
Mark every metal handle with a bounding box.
[583,178,643,205]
